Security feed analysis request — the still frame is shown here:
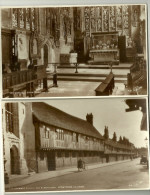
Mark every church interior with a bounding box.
[1,5,147,97]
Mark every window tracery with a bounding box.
[12,9,18,27]
[84,5,131,35]
[103,7,109,31]
[46,8,60,46]
[12,8,37,31]
[61,7,72,44]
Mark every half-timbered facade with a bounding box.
[104,139,134,162]
[3,102,135,178]
[32,103,105,172]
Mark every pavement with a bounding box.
[5,159,131,190]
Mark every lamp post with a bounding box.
[75,63,79,73]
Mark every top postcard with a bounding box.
[1,4,148,98]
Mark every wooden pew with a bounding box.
[95,72,115,96]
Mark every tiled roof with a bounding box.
[32,102,104,140]
[105,139,132,150]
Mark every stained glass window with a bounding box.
[103,7,109,31]
[31,8,35,31]
[19,8,25,28]
[84,7,90,36]
[84,5,131,35]
[122,5,129,36]
[109,7,116,31]
[12,9,18,27]
[26,8,31,30]
[96,7,102,32]
[116,6,122,30]
[12,8,37,31]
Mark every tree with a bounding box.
[119,136,123,143]
[112,132,117,142]
[103,126,109,140]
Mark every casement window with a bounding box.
[72,133,76,142]
[65,151,69,158]
[41,125,51,139]
[5,103,14,133]
[72,151,76,157]
[76,133,79,142]
[56,129,64,140]
[41,125,46,138]
[57,151,62,158]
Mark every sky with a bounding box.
[44,98,148,148]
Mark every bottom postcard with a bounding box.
[2,98,149,192]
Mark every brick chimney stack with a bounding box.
[86,113,93,125]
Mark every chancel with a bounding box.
[1,5,147,97]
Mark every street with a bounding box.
[7,158,149,192]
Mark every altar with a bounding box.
[89,32,119,64]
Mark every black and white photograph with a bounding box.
[1,4,148,98]
[2,98,149,193]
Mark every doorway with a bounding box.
[47,151,56,171]
[74,39,85,63]
[10,145,20,174]
[44,44,48,67]
[118,36,127,62]
[106,155,109,163]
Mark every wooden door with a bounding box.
[74,39,85,63]
[47,151,56,171]
[10,146,20,174]
[44,45,48,67]
[118,36,126,63]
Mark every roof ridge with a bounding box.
[32,102,104,139]
[35,102,93,125]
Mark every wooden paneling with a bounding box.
[2,29,12,65]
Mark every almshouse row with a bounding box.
[2,102,135,178]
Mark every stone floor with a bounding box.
[35,80,128,97]
[36,81,101,97]
[36,63,133,97]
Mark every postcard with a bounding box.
[1,4,148,98]
[2,98,149,192]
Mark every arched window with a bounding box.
[12,8,37,31]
